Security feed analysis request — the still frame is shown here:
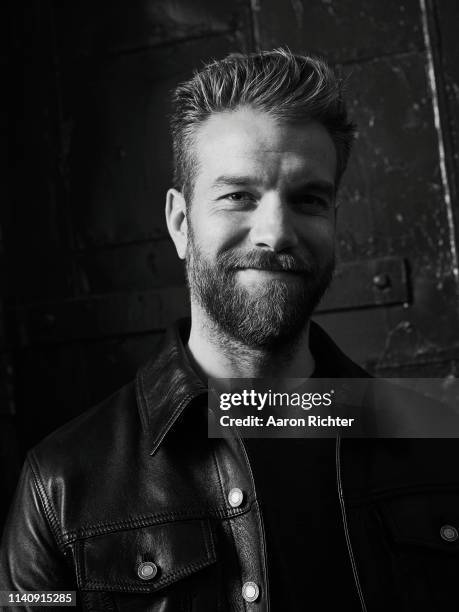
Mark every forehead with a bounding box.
[193,106,337,188]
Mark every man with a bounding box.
[1,49,459,611]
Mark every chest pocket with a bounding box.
[379,491,459,611]
[76,518,218,612]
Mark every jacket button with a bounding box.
[242,581,259,602]
[137,561,158,580]
[228,487,244,508]
[440,524,458,542]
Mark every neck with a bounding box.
[186,304,315,380]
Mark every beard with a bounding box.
[185,227,335,350]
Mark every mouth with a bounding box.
[236,268,304,279]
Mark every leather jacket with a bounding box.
[1,318,459,611]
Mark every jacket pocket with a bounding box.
[76,518,218,611]
[379,491,459,610]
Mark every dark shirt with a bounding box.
[243,363,361,609]
[184,322,362,608]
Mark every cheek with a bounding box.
[299,220,335,256]
[190,209,247,256]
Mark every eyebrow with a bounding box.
[212,175,259,189]
[212,175,335,198]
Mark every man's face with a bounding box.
[185,106,337,348]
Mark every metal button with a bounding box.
[440,524,459,542]
[242,581,259,602]
[137,561,158,580]
[228,487,244,508]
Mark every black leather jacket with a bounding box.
[1,319,459,611]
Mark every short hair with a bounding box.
[170,48,356,202]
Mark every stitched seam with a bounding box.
[200,519,210,559]
[83,558,213,592]
[135,368,150,433]
[62,504,252,543]
[27,453,66,553]
[211,441,229,508]
[211,440,245,603]
[200,517,216,561]
[76,540,84,588]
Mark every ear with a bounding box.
[165,188,188,260]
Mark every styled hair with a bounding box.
[170,48,356,201]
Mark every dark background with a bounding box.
[3,0,459,531]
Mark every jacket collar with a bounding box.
[136,317,369,455]
[136,318,207,455]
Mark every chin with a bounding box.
[225,314,310,350]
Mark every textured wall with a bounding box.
[3,2,459,524]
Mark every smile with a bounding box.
[237,268,303,279]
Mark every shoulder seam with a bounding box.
[27,452,67,555]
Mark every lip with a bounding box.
[237,268,302,278]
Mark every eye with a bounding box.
[220,192,256,208]
[291,194,331,214]
[226,192,254,201]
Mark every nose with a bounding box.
[249,193,298,252]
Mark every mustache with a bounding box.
[216,250,315,274]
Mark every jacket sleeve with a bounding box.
[0,453,76,610]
